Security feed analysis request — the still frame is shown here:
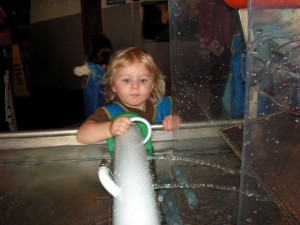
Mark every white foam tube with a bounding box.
[112,124,160,225]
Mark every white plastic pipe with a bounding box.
[98,117,152,198]
[112,123,160,225]
[98,165,121,198]
[130,117,152,144]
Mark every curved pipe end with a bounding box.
[130,117,152,144]
[98,166,121,197]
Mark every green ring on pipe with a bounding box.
[107,112,153,159]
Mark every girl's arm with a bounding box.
[76,120,112,144]
[76,117,133,144]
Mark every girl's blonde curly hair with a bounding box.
[103,47,166,104]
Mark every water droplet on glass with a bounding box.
[256,29,263,35]
[246,217,253,223]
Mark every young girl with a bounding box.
[76,47,181,144]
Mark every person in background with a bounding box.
[197,0,237,116]
[76,47,181,144]
[74,34,113,118]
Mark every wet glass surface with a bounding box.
[169,0,244,122]
[154,151,290,225]
[0,144,293,225]
[240,3,300,225]
[0,159,111,225]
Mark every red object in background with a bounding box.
[224,0,247,9]
[224,0,300,9]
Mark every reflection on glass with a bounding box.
[240,5,300,225]
[169,0,243,122]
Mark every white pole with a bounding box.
[112,124,160,225]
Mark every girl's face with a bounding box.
[111,60,155,111]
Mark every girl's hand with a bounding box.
[162,115,181,131]
[110,116,133,136]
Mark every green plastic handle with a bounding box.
[106,112,153,158]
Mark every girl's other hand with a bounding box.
[162,115,181,131]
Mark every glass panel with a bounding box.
[239,2,300,224]
[169,0,243,122]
